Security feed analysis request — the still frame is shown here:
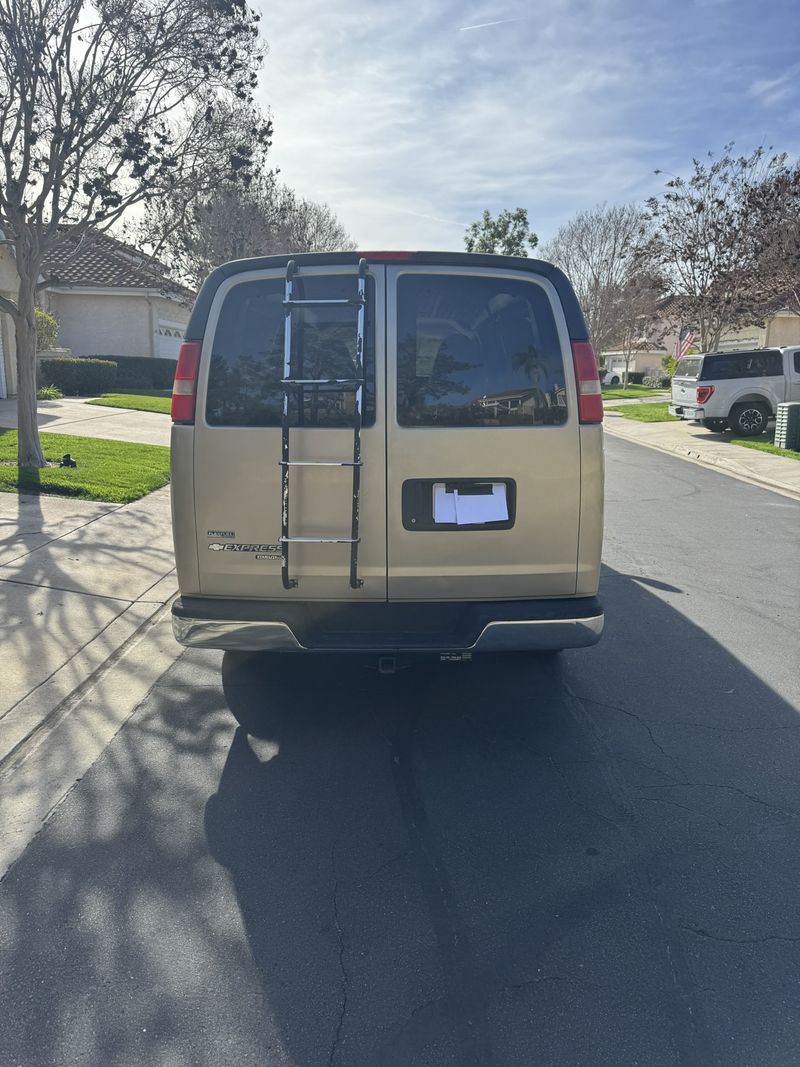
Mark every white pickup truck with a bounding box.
[669,347,800,436]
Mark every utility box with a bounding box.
[775,402,800,451]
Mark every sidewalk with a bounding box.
[0,397,170,446]
[0,485,179,771]
[604,410,800,500]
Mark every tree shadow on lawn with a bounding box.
[2,568,800,1066]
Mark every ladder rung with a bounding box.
[282,378,363,387]
[279,460,361,467]
[281,536,360,544]
[284,298,364,308]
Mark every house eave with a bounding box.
[44,284,191,300]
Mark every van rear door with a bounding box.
[192,264,387,599]
[385,265,582,600]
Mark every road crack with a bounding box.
[328,849,349,1067]
[575,696,690,783]
[574,694,800,734]
[641,781,800,819]
[682,926,800,945]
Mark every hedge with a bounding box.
[643,373,672,388]
[37,357,118,396]
[87,354,178,390]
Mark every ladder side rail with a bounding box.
[349,259,368,589]
[280,261,299,588]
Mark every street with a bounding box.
[1,435,799,1067]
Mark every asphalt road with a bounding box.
[2,436,800,1067]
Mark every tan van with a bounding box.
[169,251,604,656]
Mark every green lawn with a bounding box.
[0,430,171,502]
[602,385,665,400]
[731,434,800,461]
[619,402,678,423]
[86,390,171,414]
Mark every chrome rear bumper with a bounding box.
[172,597,604,653]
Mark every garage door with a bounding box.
[157,322,184,360]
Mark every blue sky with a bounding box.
[254,0,800,249]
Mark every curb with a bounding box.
[604,422,800,502]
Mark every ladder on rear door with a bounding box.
[279,258,369,591]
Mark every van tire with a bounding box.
[728,403,770,437]
[701,418,727,432]
[609,375,620,385]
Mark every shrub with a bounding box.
[35,308,59,351]
[37,358,118,396]
[626,371,646,385]
[643,373,672,388]
[37,384,64,400]
[85,354,178,390]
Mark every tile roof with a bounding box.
[41,230,195,300]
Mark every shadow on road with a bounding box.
[1,568,799,1067]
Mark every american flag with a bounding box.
[674,326,696,361]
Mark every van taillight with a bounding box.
[171,342,201,424]
[696,385,715,404]
[571,341,603,424]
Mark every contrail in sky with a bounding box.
[459,17,529,31]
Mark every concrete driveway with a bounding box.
[0,397,170,447]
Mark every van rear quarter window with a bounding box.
[396,273,567,427]
[205,274,376,427]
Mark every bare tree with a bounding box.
[605,273,668,386]
[540,203,644,356]
[0,0,270,467]
[642,146,794,352]
[279,188,356,256]
[748,164,800,318]
[464,208,538,257]
[142,176,356,290]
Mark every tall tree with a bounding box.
[464,208,538,257]
[540,203,645,356]
[0,0,270,467]
[142,175,355,291]
[642,145,792,351]
[748,164,800,319]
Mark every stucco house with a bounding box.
[0,230,194,398]
[599,302,800,380]
[656,297,800,355]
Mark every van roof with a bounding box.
[184,250,589,344]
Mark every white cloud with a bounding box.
[749,66,800,107]
[458,17,530,31]
[252,0,800,249]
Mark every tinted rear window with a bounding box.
[396,273,567,427]
[206,274,375,427]
[699,350,783,380]
[674,357,701,379]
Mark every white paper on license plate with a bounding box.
[433,484,458,523]
[454,483,508,524]
[432,482,508,525]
